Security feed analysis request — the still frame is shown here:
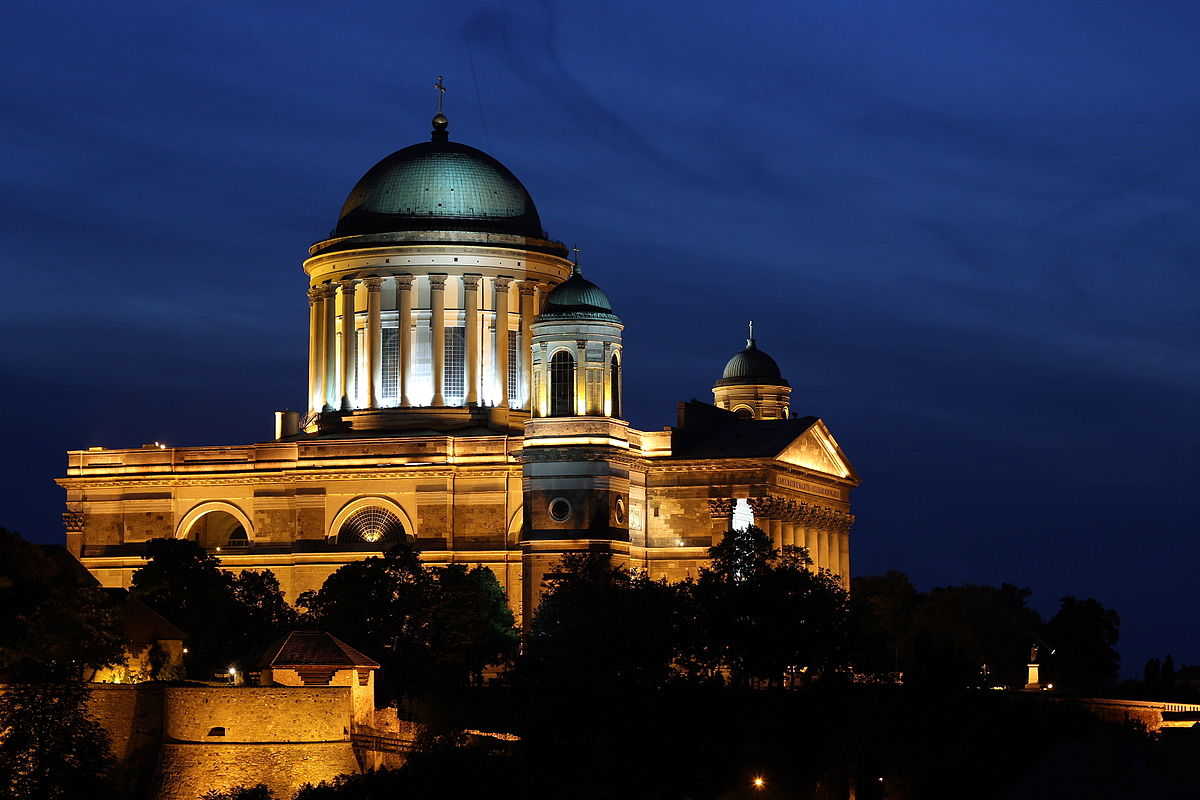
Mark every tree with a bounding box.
[0,528,123,681]
[521,552,682,693]
[0,682,116,800]
[1042,596,1120,693]
[908,583,1041,689]
[687,527,850,686]
[849,570,919,675]
[297,542,437,702]
[428,564,517,688]
[130,538,294,678]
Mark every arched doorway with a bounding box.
[176,502,254,549]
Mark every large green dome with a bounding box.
[537,270,620,323]
[334,122,545,239]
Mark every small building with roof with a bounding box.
[260,631,380,726]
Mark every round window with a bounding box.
[548,498,572,522]
[614,497,626,525]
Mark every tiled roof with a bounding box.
[261,631,380,669]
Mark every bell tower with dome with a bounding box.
[58,92,861,625]
[712,325,792,420]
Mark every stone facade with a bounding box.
[57,112,860,621]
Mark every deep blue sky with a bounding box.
[2,0,1197,675]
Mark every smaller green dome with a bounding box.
[537,270,620,323]
[716,338,788,387]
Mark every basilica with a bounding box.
[59,108,859,621]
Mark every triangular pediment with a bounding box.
[775,419,857,481]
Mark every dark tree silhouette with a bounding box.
[297,542,437,701]
[0,528,123,681]
[428,563,518,688]
[521,552,682,692]
[688,526,850,686]
[130,538,293,678]
[0,682,116,800]
[1042,596,1120,693]
[201,785,275,800]
[849,570,919,674]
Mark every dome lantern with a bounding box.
[712,323,792,419]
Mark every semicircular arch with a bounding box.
[327,495,416,542]
[175,501,256,541]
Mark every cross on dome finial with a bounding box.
[571,245,583,275]
[431,75,449,141]
[747,320,755,347]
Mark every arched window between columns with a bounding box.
[550,350,575,417]
[610,353,621,418]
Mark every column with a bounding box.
[830,533,842,581]
[805,526,820,571]
[706,499,735,547]
[574,340,586,415]
[519,282,536,409]
[494,277,511,408]
[463,275,481,405]
[839,531,851,590]
[338,279,356,410]
[322,284,337,410]
[429,275,446,406]
[769,518,783,551]
[818,530,830,571]
[307,287,321,414]
[365,277,382,409]
[781,519,795,549]
[395,276,413,407]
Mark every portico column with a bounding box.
[818,530,830,571]
[839,531,851,590]
[519,282,536,409]
[338,279,356,410]
[321,284,337,410]
[805,526,820,571]
[365,277,382,409]
[307,287,321,414]
[429,275,446,406]
[494,277,512,408]
[395,276,413,407]
[463,275,481,405]
[782,519,796,549]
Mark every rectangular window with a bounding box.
[382,327,399,405]
[444,327,465,405]
[587,367,603,415]
[413,323,432,406]
[507,330,520,406]
[352,328,364,407]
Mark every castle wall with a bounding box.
[156,742,358,800]
[163,686,350,743]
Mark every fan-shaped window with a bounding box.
[338,507,406,546]
[550,351,575,417]
[610,354,621,418]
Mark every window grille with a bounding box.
[444,327,465,405]
[550,350,575,416]
[508,330,521,405]
[338,507,406,545]
[382,327,399,404]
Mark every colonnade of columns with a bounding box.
[740,497,854,587]
[307,273,545,415]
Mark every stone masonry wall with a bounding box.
[163,686,350,743]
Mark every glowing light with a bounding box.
[752,776,765,790]
[228,667,236,675]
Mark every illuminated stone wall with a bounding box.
[74,684,362,800]
[156,742,358,800]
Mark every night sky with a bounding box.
[3,0,1197,675]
